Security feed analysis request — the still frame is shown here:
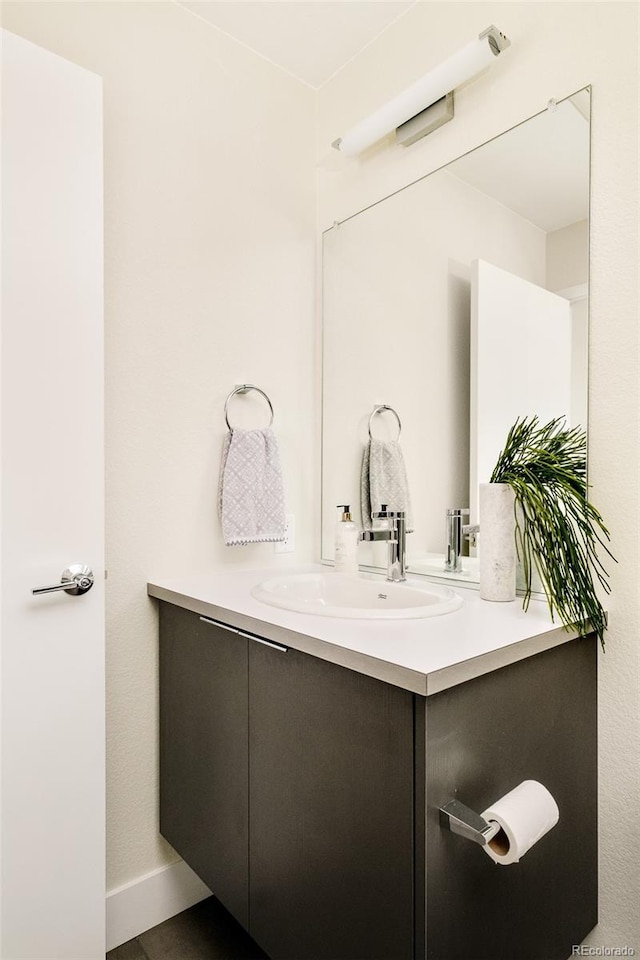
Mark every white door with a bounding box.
[470,258,573,524]
[1,30,105,959]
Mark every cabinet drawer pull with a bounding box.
[199,616,288,652]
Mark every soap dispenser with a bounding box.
[334,505,359,575]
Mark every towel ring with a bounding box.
[368,404,401,440]
[224,384,274,430]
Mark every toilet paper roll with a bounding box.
[481,780,559,865]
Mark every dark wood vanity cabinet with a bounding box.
[422,636,598,960]
[249,637,414,960]
[159,605,250,926]
[159,602,415,960]
[159,600,597,960]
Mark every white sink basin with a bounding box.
[251,572,463,620]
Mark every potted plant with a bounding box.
[488,416,614,648]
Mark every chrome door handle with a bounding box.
[32,564,94,596]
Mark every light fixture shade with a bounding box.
[333,27,510,157]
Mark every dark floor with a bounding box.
[106,897,269,960]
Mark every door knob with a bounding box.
[32,564,94,596]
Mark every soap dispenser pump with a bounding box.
[334,505,359,575]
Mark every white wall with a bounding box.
[547,220,589,428]
[547,218,589,291]
[319,1,639,947]
[1,0,317,893]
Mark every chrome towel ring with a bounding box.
[224,384,275,430]
[368,404,402,440]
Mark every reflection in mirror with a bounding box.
[321,89,590,583]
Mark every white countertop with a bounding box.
[147,564,581,695]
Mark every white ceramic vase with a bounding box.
[479,482,516,602]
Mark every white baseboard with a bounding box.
[106,859,212,951]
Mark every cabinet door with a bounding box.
[249,641,415,960]
[159,603,249,926]
[425,636,597,960]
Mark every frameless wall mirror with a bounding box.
[321,88,590,583]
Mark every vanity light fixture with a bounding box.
[332,25,510,156]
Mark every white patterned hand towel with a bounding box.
[361,439,414,533]
[218,428,286,546]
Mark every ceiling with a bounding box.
[178,0,416,88]
[449,94,590,233]
[177,5,589,233]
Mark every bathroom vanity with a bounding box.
[149,567,597,960]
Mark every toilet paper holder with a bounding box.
[439,799,501,846]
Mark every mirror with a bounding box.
[321,89,590,583]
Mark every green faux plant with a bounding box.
[489,416,614,648]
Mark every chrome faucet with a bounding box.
[445,508,479,573]
[360,505,407,582]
